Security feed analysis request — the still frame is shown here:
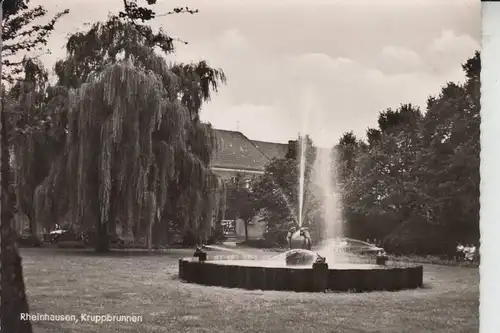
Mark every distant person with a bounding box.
[456,243,465,260]
[465,244,476,262]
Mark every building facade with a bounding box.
[211,129,291,240]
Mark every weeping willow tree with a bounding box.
[8,59,68,236]
[34,5,227,250]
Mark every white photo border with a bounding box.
[480,2,500,333]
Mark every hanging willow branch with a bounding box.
[8,59,69,234]
[32,8,227,246]
[35,58,224,244]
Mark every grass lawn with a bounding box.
[21,247,478,333]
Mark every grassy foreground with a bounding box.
[21,248,478,333]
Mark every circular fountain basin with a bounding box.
[178,255,423,292]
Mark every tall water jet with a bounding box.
[312,147,342,241]
[292,86,345,260]
[298,135,307,227]
[297,87,314,228]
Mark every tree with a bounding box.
[336,131,359,191]
[338,52,480,255]
[8,59,67,237]
[34,0,227,251]
[1,1,67,331]
[251,135,320,243]
[339,104,425,241]
[2,1,68,83]
[416,52,480,244]
[335,131,369,239]
[365,128,381,147]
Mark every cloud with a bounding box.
[34,0,479,148]
[203,103,299,143]
[199,48,450,146]
[425,30,480,77]
[375,45,423,74]
[289,54,355,75]
[217,29,251,50]
[195,28,475,147]
[430,29,479,53]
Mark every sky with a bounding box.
[37,0,480,147]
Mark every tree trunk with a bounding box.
[93,195,110,253]
[146,214,153,251]
[0,225,32,333]
[146,221,152,251]
[107,217,116,240]
[146,193,156,251]
[25,205,36,238]
[91,168,119,253]
[0,3,33,331]
[0,212,32,333]
[95,219,110,253]
[155,216,168,247]
[244,219,249,241]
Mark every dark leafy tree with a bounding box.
[2,1,69,83]
[414,52,480,246]
[8,59,68,235]
[366,128,381,146]
[1,1,67,332]
[34,0,227,252]
[251,135,321,243]
[336,131,358,185]
[338,52,480,255]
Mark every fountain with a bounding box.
[178,247,423,291]
[179,181,423,292]
[178,89,423,292]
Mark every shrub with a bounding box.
[57,240,86,249]
[206,225,226,245]
[383,220,456,255]
[182,230,198,247]
[263,229,288,246]
[237,238,276,249]
[17,233,42,247]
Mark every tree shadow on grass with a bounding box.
[21,247,195,258]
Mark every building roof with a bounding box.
[211,130,275,172]
[211,129,334,173]
[251,140,289,161]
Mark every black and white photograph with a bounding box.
[0,0,482,332]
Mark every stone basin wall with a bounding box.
[178,257,423,292]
